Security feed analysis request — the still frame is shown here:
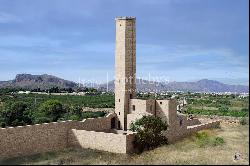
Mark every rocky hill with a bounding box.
[0,74,248,93]
[99,79,249,93]
[0,74,78,90]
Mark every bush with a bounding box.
[195,131,225,147]
[218,106,229,112]
[239,118,248,125]
[212,137,225,146]
[195,132,210,147]
[130,116,168,153]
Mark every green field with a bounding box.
[185,94,249,117]
[0,93,115,109]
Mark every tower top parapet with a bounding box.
[115,16,136,20]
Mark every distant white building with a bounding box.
[18,91,30,94]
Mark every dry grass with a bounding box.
[0,122,248,165]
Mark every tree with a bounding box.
[130,116,168,153]
[34,100,65,123]
[0,101,32,127]
[65,105,83,121]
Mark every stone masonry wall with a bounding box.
[0,121,76,159]
[68,129,135,154]
[0,113,117,159]
[165,120,220,143]
[129,99,147,113]
[74,113,116,131]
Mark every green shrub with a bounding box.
[130,116,168,153]
[212,137,225,146]
[195,132,210,147]
[218,106,229,112]
[239,117,248,125]
[194,131,225,147]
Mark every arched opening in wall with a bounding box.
[150,105,152,111]
[111,117,116,129]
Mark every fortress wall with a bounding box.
[165,120,220,143]
[68,129,135,154]
[0,113,117,159]
[0,121,76,159]
[186,120,220,133]
[74,113,116,131]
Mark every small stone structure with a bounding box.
[0,16,220,159]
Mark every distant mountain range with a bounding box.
[0,74,248,93]
[98,79,249,93]
[0,74,78,90]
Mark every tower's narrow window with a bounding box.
[119,99,120,102]
[132,105,135,111]
[119,112,120,115]
[160,102,162,104]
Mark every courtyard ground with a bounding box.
[0,122,249,165]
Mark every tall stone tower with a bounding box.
[115,17,136,131]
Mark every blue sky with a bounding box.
[0,0,249,85]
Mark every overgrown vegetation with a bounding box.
[130,116,168,153]
[239,117,248,125]
[194,131,225,147]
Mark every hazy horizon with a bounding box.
[2,72,249,86]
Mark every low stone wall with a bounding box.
[0,113,117,159]
[186,120,220,133]
[75,113,116,131]
[68,129,135,154]
[0,121,76,159]
[186,118,201,126]
[165,120,220,143]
